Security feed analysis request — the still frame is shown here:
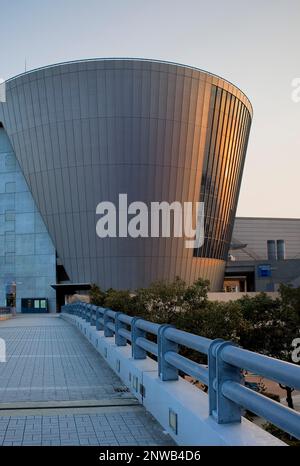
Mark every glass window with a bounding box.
[276,239,285,260]
[194,85,251,260]
[267,240,276,260]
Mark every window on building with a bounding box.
[267,240,276,261]
[277,239,286,260]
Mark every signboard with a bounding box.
[258,264,272,278]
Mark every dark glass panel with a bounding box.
[194,85,252,260]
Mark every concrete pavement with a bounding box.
[0,314,174,446]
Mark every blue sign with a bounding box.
[258,264,271,277]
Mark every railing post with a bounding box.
[158,324,178,381]
[86,304,89,320]
[115,312,127,346]
[208,338,224,417]
[131,317,146,359]
[96,307,104,330]
[90,305,96,326]
[103,309,114,337]
[88,304,93,324]
[79,302,83,319]
[82,303,85,320]
[86,303,89,321]
[210,340,243,424]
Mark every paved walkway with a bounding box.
[0,315,174,446]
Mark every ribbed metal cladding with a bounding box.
[0,59,252,291]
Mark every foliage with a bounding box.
[89,278,300,410]
[237,292,296,361]
[103,289,133,313]
[134,277,187,324]
[89,283,105,306]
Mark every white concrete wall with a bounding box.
[62,313,285,446]
[208,291,279,302]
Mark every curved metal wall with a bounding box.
[0,59,252,290]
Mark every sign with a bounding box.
[258,264,272,278]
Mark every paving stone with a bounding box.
[0,315,175,446]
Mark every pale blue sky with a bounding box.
[0,0,299,217]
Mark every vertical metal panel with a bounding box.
[0,59,252,290]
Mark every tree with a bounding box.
[103,289,133,313]
[183,278,209,311]
[134,277,187,324]
[89,278,299,410]
[238,291,299,409]
[89,283,105,306]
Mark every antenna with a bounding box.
[25,58,27,72]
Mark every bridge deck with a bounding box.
[0,315,174,446]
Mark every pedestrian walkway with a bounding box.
[0,314,174,446]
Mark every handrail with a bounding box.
[222,381,300,440]
[164,327,211,355]
[118,314,133,325]
[136,337,158,357]
[220,345,300,390]
[62,302,300,440]
[118,328,132,342]
[136,319,160,336]
[165,352,209,386]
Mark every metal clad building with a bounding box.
[0,59,252,298]
[226,217,300,292]
[230,217,300,261]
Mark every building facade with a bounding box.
[0,59,252,309]
[226,217,300,292]
[0,125,56,311]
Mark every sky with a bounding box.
[0,0,299,218]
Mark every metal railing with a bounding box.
[62,301,300,439]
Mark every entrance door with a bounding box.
[21,298,48,313]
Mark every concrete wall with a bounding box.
[208,291,279,302]
[0,127,56,312]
